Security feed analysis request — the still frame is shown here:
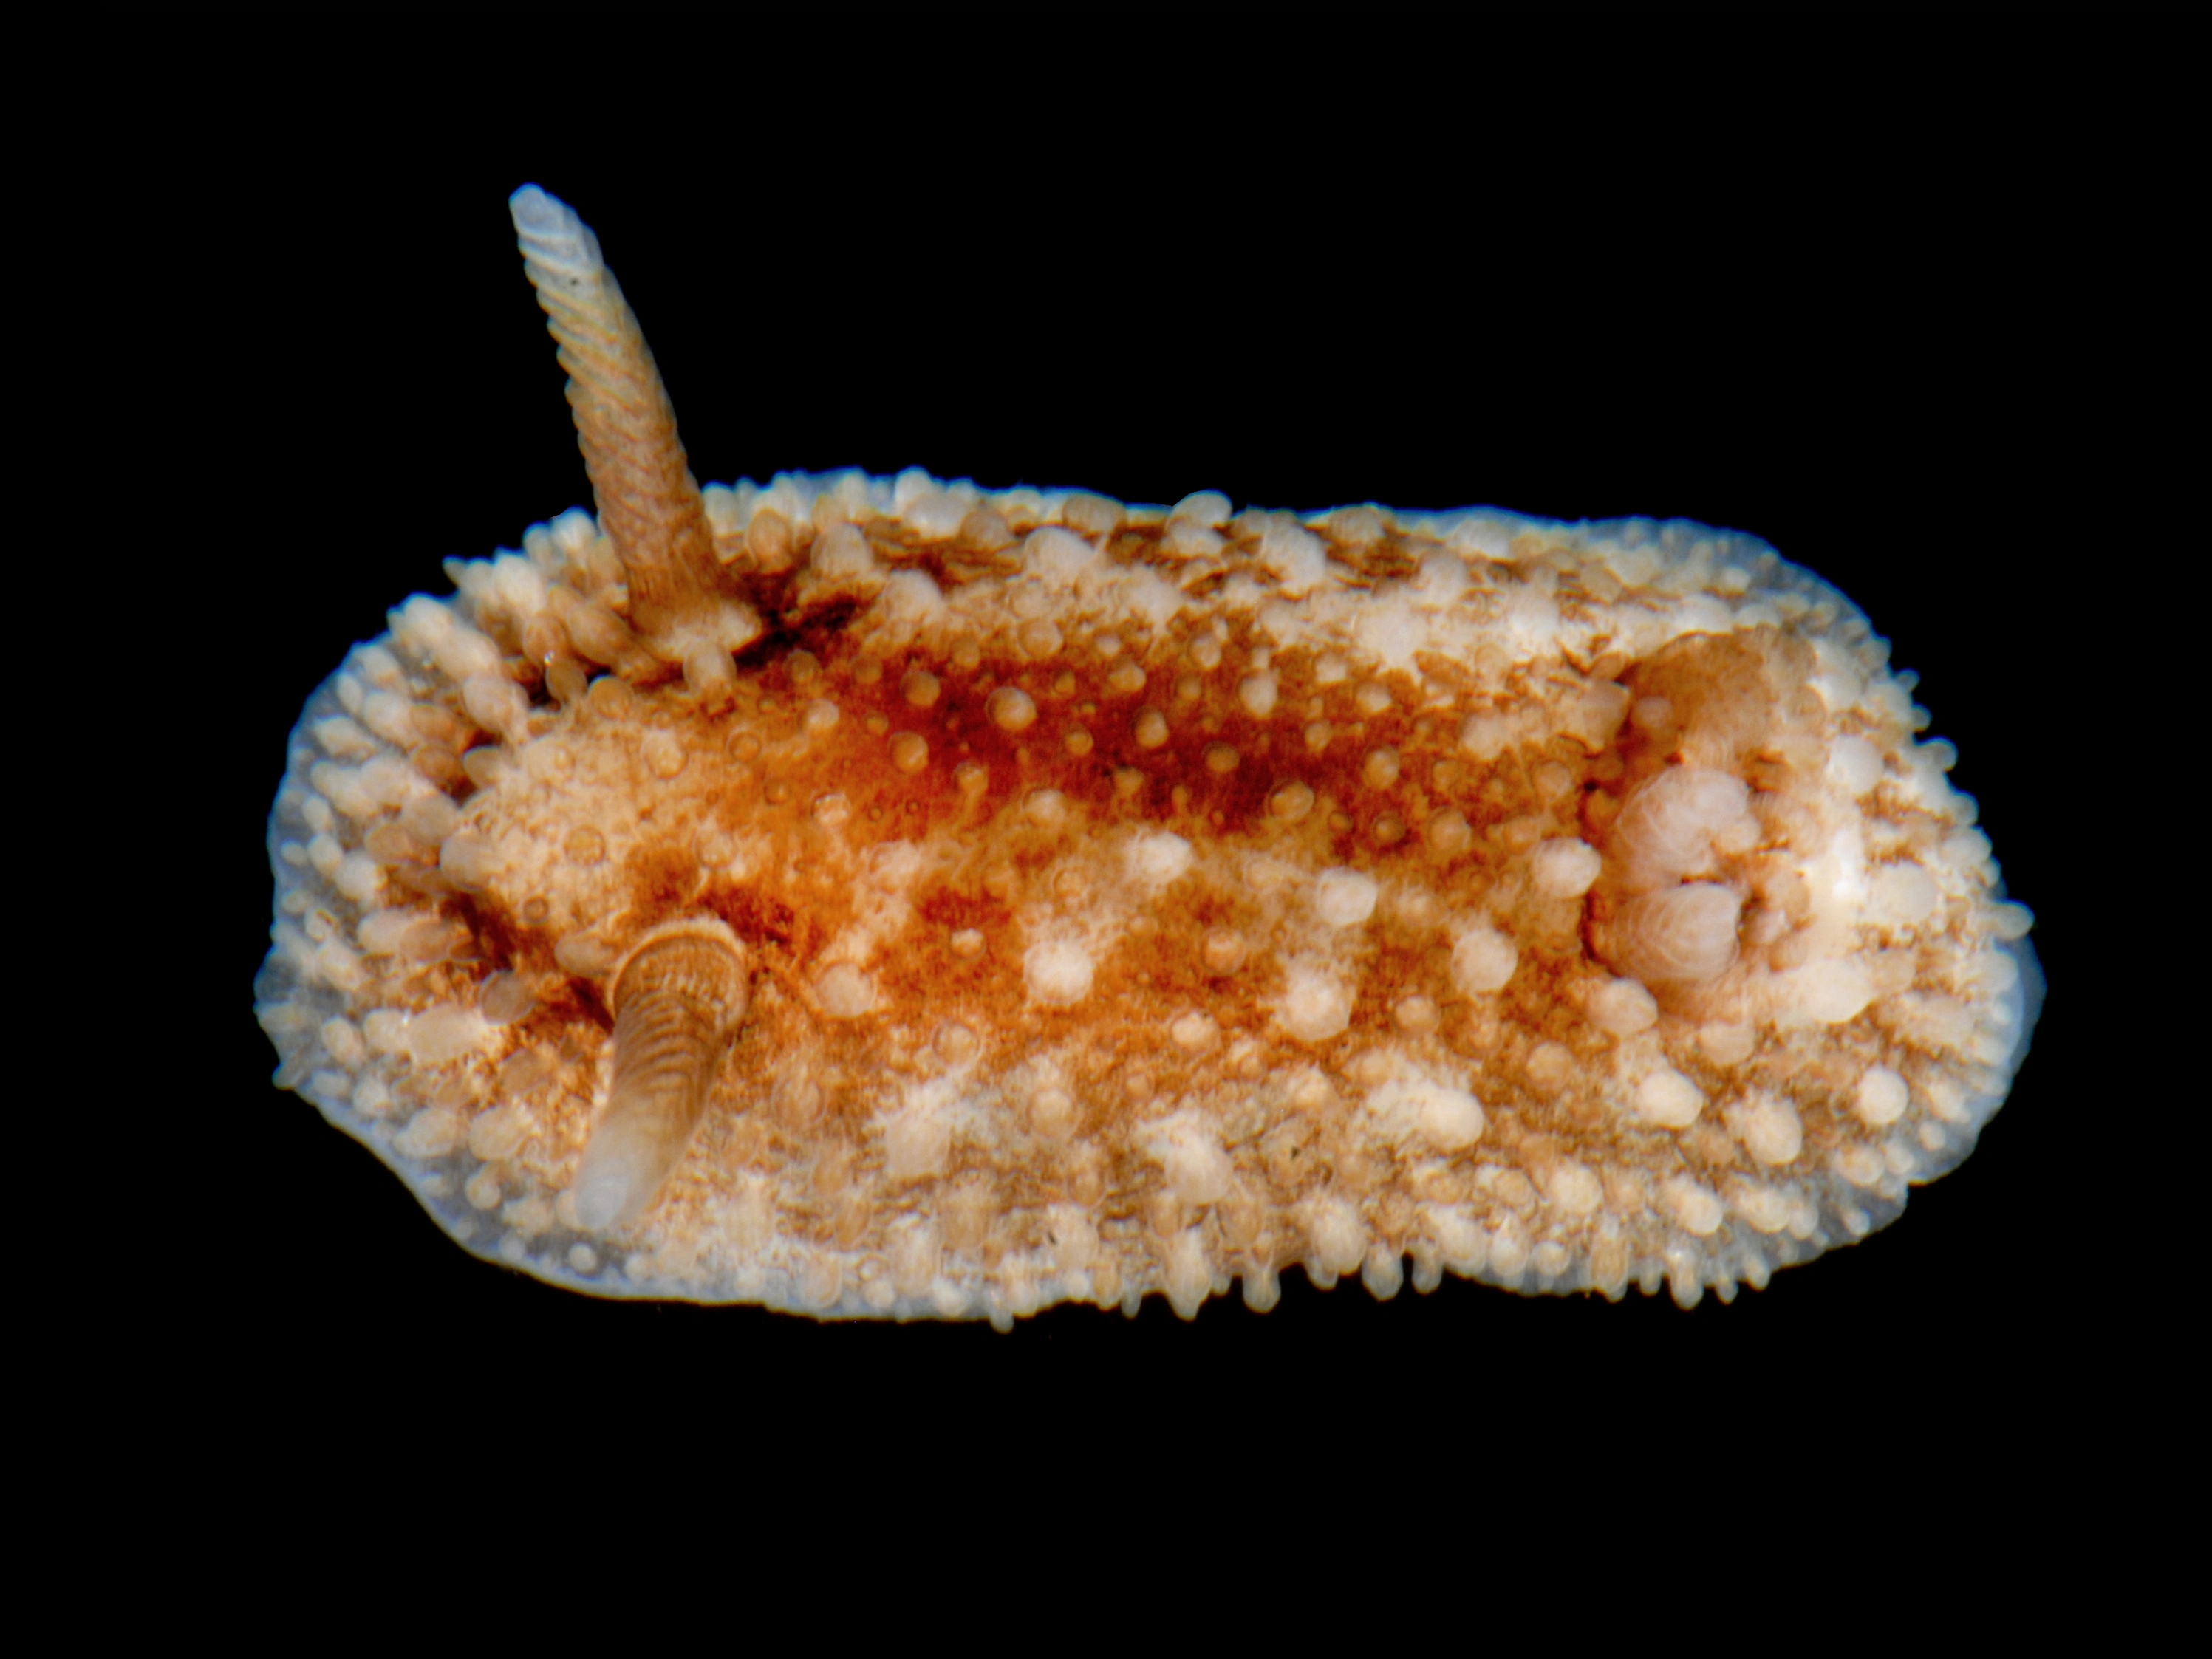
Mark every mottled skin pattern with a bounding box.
[258,485,2039,1321]
[253,193,2039,1324]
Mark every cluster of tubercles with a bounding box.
[254,188,2040,1321]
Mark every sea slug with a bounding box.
[254,186,2042,1322]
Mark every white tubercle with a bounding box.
[1530,837,1603,898]
[1314,867,1379,927]
[1125,830,1194,887]
[1450,923,1518,993]
[1024,940,1095,1005]
[1274,964,1354,1043]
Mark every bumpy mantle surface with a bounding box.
[255,188,2041,1322]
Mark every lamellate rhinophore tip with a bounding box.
[509,185,757,661]
[573,917,750,1231]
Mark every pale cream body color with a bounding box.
[255,188,2041,1321]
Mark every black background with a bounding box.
[121,10,2174,1468]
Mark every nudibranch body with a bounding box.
[254,186,2041,1321]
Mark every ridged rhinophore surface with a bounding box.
[573,917,749,1231]
[510,185,753,662]
[254,188,2041,1322]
